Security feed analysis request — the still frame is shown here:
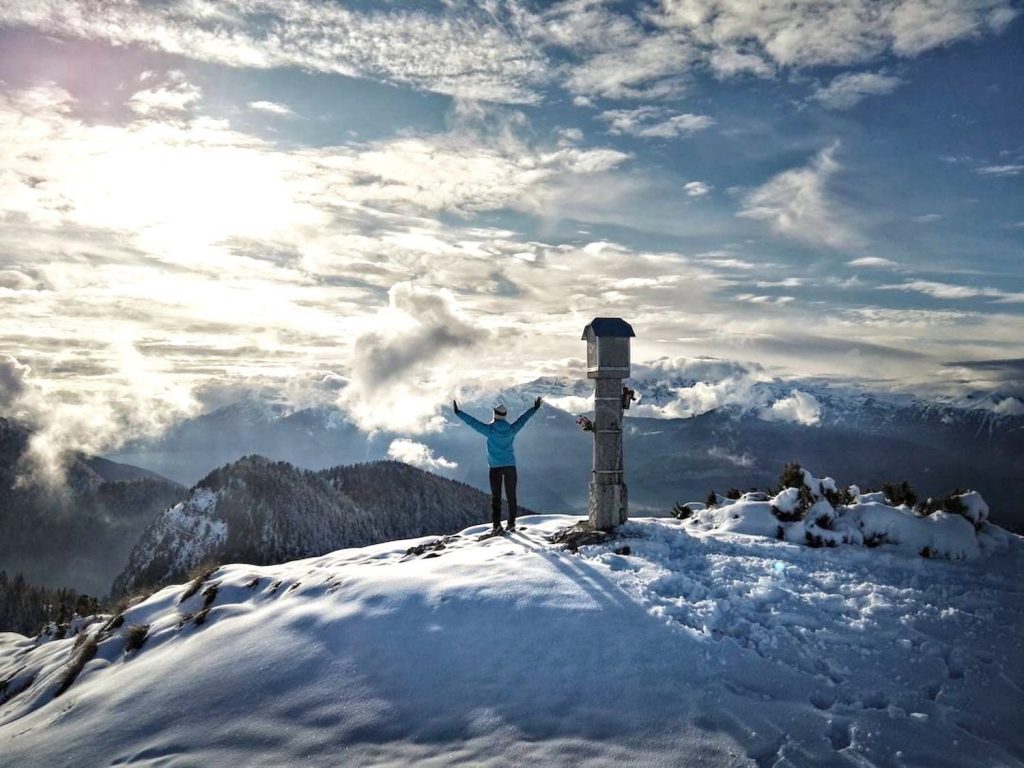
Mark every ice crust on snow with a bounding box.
[2,513,1022,767]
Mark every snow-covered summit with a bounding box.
[3,512,1022,766]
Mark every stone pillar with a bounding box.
[581,318,634,531]
[588,378,628,529]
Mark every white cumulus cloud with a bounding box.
[339,282,490,435]
[759,390,822,426]
[387,438,458,471]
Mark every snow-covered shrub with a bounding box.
[771,487,806,522]
[681,466,1002,561]
[881,480,917,508]
[842,504,981,560]
[672,501,703,520]
[777,462,805,492]
[916,490,988,529]
[953,491,989,527]
[705,491,738,508]
[768,465,842,522]
[741,491,770,502]
[689,500,783,538]
[857,491,888,504]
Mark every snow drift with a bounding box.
[2,511,1022,767]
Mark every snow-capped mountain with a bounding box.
[112,456,525,597]
[2,492,1021,766]
[0,418,186,596]
[106,372,1024,532]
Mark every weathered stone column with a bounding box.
[582,318,634,531]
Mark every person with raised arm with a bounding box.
[452,397,542,534]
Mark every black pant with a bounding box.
[488,466,518,527]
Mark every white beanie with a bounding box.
[493,404,508,418]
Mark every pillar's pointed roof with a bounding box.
[582,317,635,340]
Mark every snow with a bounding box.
[954,490,990,526]
[2,513,1023,767]
[159,488,229,572]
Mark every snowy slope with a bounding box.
[2,512,1023,767]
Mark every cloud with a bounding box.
[128,73,201,115]
[598,107,714,139]
[684,181,712,198]
[738,142,859,248]
[0,348,199,487]
[708,48,775,78]
[544,0,1014,102]
[992,397,1024,416]
[707,446,756,468]
[650,0,1015,68]
[339,282,490,434]
[387,438,458,471]
[558,19,698,100]
[0,83,630,257]
[248,100,295,117]
[630,366,766,420]
[975,164,1024,177]
[941,358,1024,396]
[0,354,31,408]
[881,280,1024,303]
[848,257,898,268]
[1,1,550,104]
[812,71,902,109]
[886,0,1012,55]
[2,0,1017,108]
[759,390,822,426]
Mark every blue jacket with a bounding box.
[456,405,539,467]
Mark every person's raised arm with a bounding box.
[454,403,490,436]
[511,396,542,434]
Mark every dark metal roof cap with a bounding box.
[582,317,635,339]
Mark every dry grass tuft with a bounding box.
[123,624,150,655]
[55,633,100,698]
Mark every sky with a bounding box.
[0,0,1023,464]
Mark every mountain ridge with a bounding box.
[112,455,532,597]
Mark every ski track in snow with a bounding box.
[1,515,1023,767]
